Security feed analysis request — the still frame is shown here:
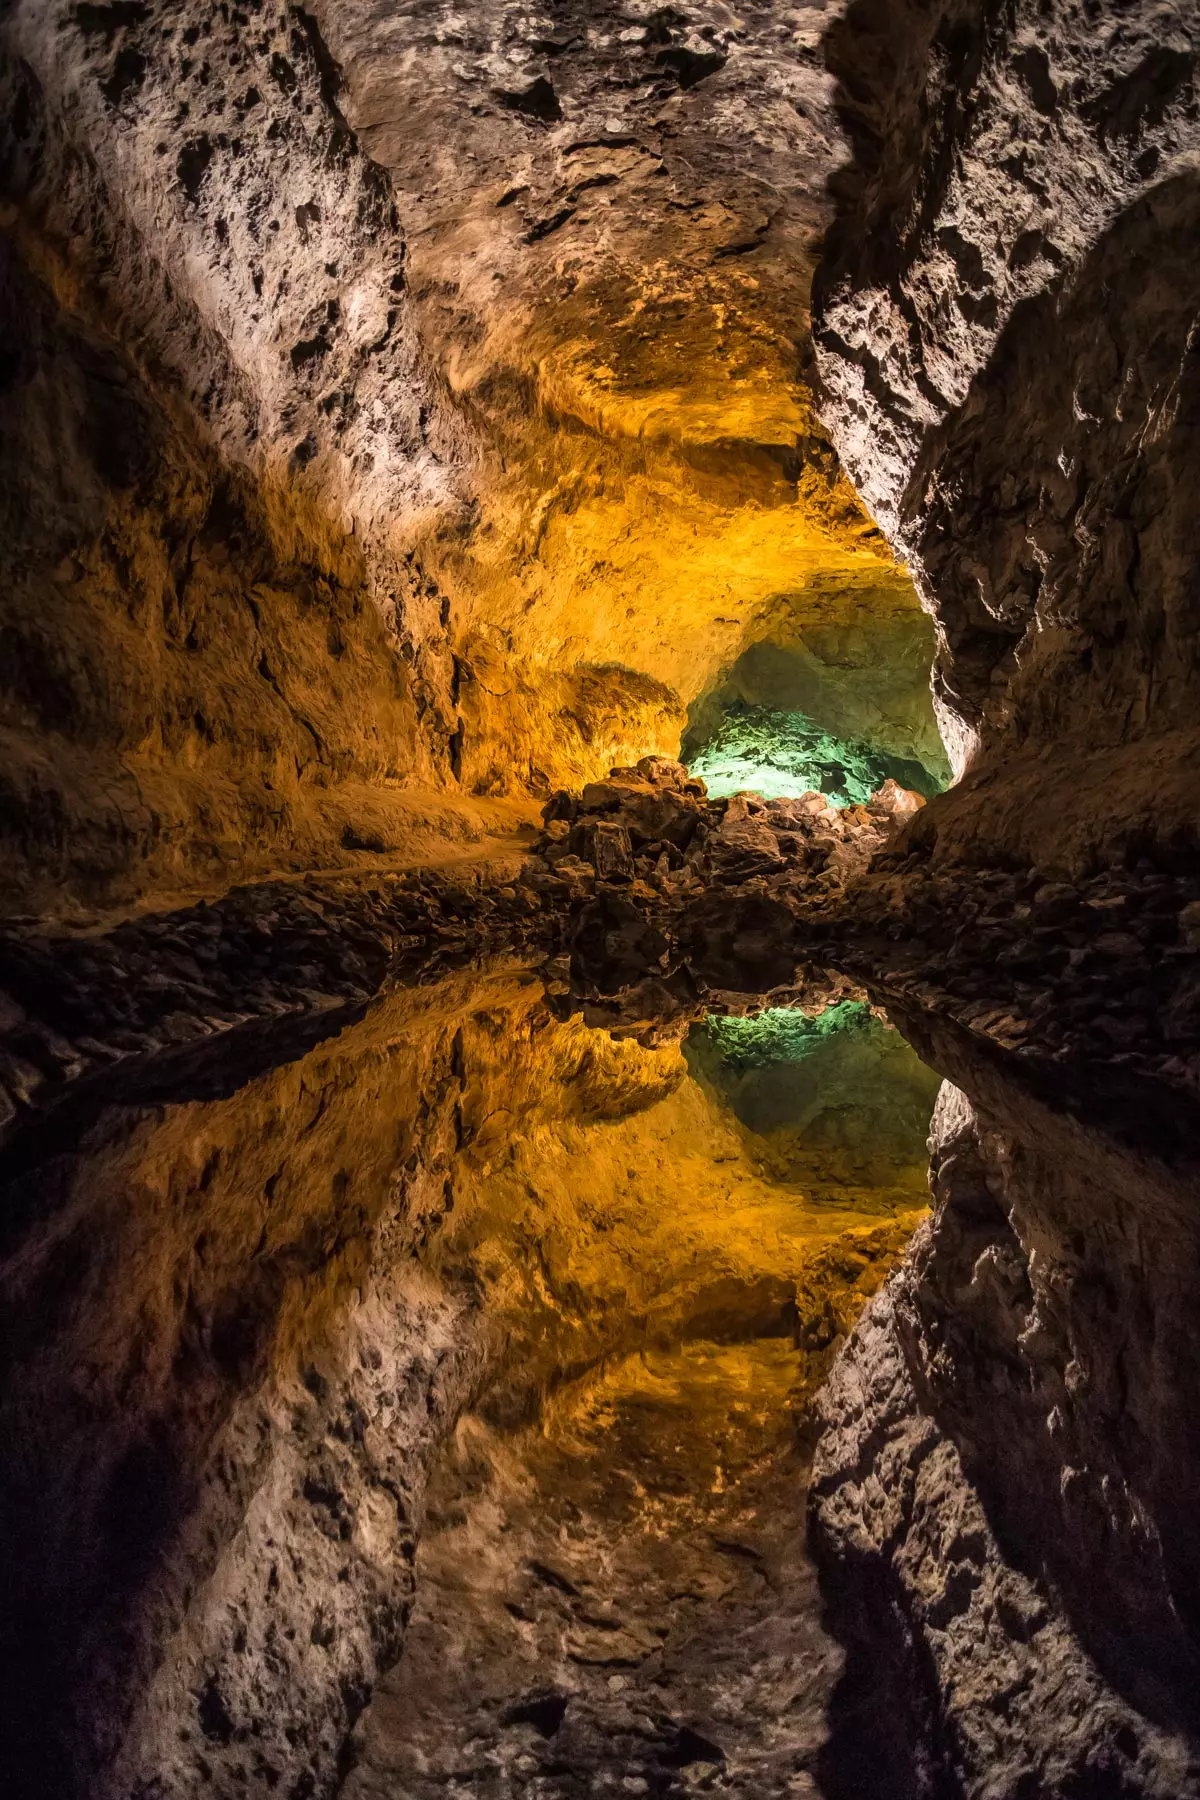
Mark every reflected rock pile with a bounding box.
[524,754,922,1036]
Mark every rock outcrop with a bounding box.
[804,4,1200,1789]
[815,0,1200,859]
[811,1067,1200,1799]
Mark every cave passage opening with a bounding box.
[680,601,951,805]
[685,1001,943,1201]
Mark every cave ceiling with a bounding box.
[319,0,909,702]
[0,0,929,915]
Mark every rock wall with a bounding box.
[0,0,490,915]
[0,956,920,1800]
[815,0,1200,864]
[805,2,1200,1791]
[0,0,937,918]
[811,1061,1200,1799]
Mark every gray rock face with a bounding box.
[814,0,1200,813]
[2,0,459,531]
[811,1073,1200,1797]
[0,2,481,912]
[804,4,1200,1790]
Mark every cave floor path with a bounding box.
[342,1338,838,1799]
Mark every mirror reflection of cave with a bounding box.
[3,5,1200,1800]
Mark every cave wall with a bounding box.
[314,0,910,735]
[815,0,1200,867]
[0,962,916,1800]
[812,1054,1200,1800]
[0,0,933,918]
[807,3,1200,1790]
[0,0,487,916]
[683,581,950,788]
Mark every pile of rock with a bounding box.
[521,755,922,901]
[523,756,924,1037]
[0,758,940,1135]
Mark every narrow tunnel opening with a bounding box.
[680,598,951,806]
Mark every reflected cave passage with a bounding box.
[0,965,939,1800]
[686,1003,942,1203]
[340,985,939,1798]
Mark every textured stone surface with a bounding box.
[0,959,925,1800]
[316,0,911,754]
[0,0,934,917]
[811,1073,1200,1798]
[814,0,1200,840]
[346,1339,842,1800]
[800,13,1200,1785]
[4,1,1200,1796]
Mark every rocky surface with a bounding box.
[683,601,951,799]
[526,753,923,1035]
[0,956,927,1800]
[0,853,545,1144]
[1,972,497,1800]
[521,755,1200,1107]
[3,1,1200,1798]
[815,0,1200,849]
[0,754,917,1140]
[811,1074,1200,1799]
[0,1,507,912]
[316,0,918,794]
[0,0,934,918]
[798,12,1200,1787]
[345,1339,842,1800]
[820,847,1200,1092]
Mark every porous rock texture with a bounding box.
[344,1338,845,1800]
[0,961,922,1800]
[0,0,927,920]
[316,0,910,755]
[4,1,1200,1798]
[816,0,1200,857]
[802,2,1200,1793]
[811,1056,1200,1800]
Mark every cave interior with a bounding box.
[2,3,1200,1799]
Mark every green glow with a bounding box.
[688,1000,942,1197]
[703,1002,873,1071]
[685,702,941,804]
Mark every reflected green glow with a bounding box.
[685,702,941,804]
[687,1001,941,1200]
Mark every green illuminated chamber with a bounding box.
[687,1003,941,1204]
[684,701,944,805]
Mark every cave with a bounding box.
[1,4,1199,1799]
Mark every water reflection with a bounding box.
[686,1002,941,1206]
[0,967,937,1799]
